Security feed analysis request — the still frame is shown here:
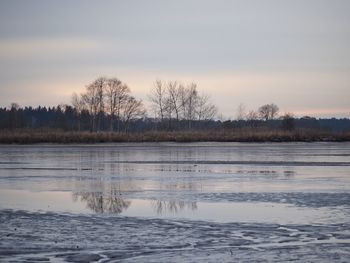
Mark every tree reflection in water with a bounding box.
[72,179,198,215]
[152,199,197,215]
[73,186,131,214]
[152,179,198,215]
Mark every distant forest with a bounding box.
[1,77,349,134]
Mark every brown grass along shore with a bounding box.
[0,129,349,144]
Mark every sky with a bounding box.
[0,0,349,118]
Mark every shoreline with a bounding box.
[0,130,349,144]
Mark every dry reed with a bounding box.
[0,128,349,144]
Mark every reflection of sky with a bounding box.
[0,1,350,117]
[1,144,350,224]
[1,143,350,194]
[1,189,349,225]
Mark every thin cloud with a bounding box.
[0,37,108,58]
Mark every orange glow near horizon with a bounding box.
[1,70,349,119]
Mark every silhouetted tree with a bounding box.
[104,78,130,132]
[122,96,146,133]
[258,103,279,121]
[149,79,167,124]
[181,83,198,129]
[149,80,218,130]
[82,77,107,131]
[196,93,217,121]
[166,81,182,123]
[71,93,85,131]
[246,110,259,128]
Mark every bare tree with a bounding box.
[71,93,85,131]
[95,77,106,131]
[236,103,247,121]
[105,78,130,132]
[258,103,279,121]
[148,80,167,122]
[181,83,198,129]
[246,110,258,121]
[148,80,218,129]
[246,110,259,128]
[105,78,122,131]
[78,76,147,133]
[196,93,217,121]
[270,104,279,119]
[81,77,107,131]
[82,85,98,131]
[167,81,182,122]
[122,96,146,133]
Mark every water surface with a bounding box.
[0,142,349,262]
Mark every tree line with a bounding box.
[70,77,218,132]
[1,76,349,133]
[149,80,217,129]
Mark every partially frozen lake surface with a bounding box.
[0,142,349,262]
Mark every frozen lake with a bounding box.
[0,142,349,262]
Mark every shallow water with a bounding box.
[0,142,349,262]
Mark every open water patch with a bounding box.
[0,190,349,225]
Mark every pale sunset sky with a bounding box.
[0,0,349,118]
